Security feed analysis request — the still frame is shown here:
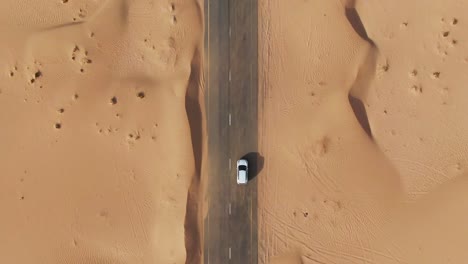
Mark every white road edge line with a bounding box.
[229,247,231,260]
[228,203,231,215]
[229,113,231,126]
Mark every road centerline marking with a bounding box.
[229,113,231,126]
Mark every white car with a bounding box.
[237,159,248,185]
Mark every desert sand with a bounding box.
[259,0,468,263]
[0,0,204,263]
[3,0,468,263]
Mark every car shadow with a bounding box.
[241,152,264,181]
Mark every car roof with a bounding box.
[238,170,247,182]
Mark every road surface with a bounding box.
[203,0,258,263]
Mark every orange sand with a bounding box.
[0,1,204,263]
[259,0,468,263]
[3,0,468,262]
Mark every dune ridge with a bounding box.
[258,0,468,263]
[0,0,204,263]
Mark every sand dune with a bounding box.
[0,0,204,263]
[258,0,468,263]
[3,0,468,262]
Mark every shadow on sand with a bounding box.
[348,95,373,139]
[241,152,265,181]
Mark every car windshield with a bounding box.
[239,165,247,171]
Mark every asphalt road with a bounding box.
[203,0,258,263]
